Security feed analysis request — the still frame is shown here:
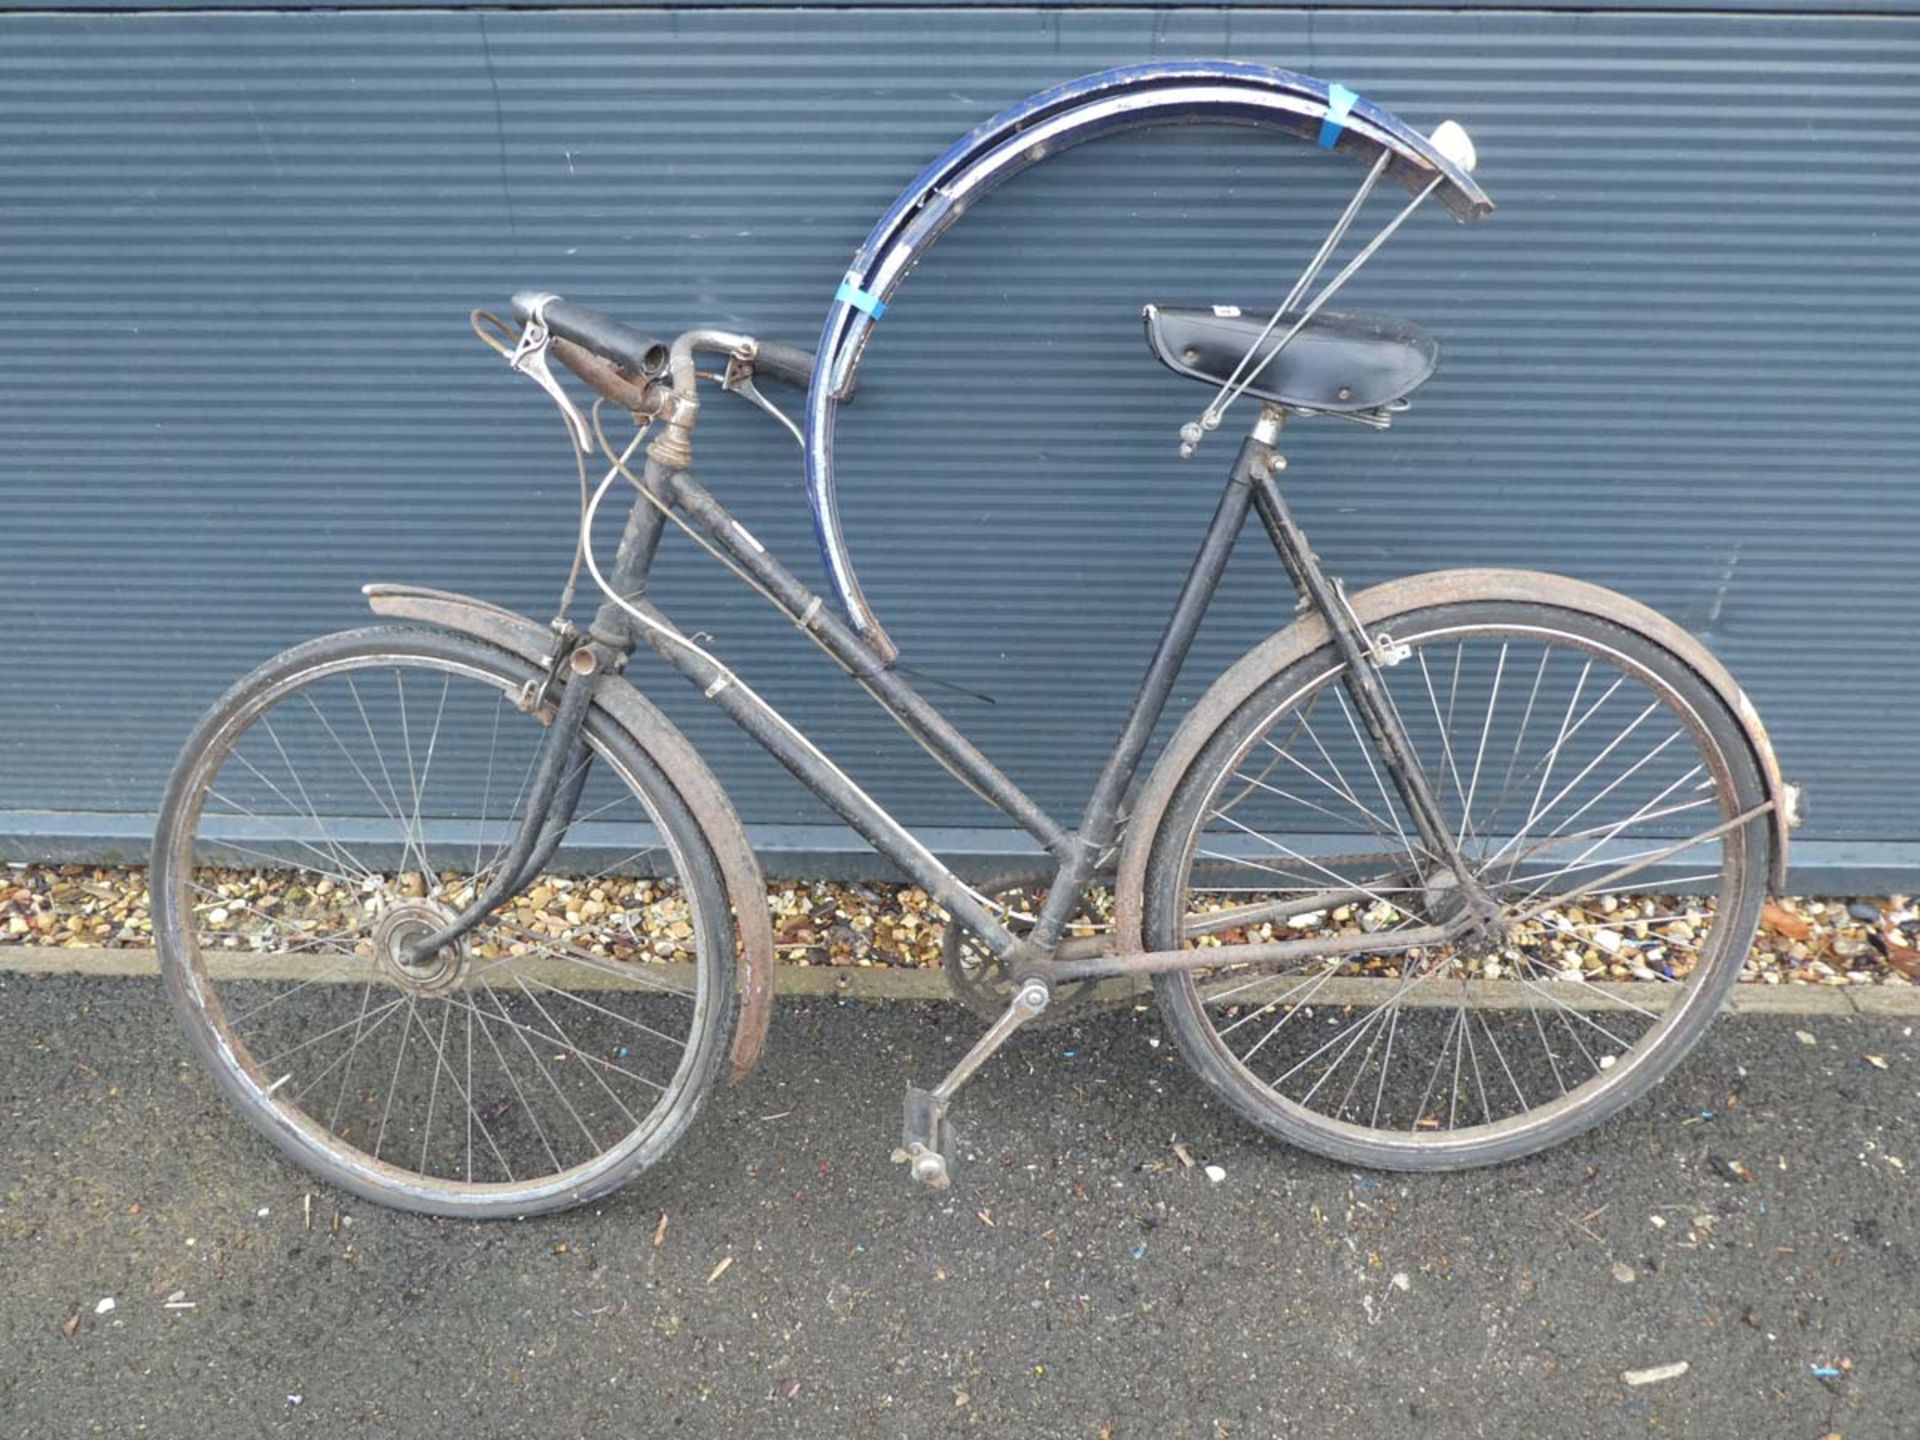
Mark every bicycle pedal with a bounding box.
[891,1085,952,1191]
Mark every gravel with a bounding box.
[4,863,1916,988]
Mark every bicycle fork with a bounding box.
[398,492,675,966]
[398,635,609,967]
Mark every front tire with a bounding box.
[151,626,737,1217]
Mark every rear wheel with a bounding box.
[151,627,737,1217]
[1145,598,1769,1170]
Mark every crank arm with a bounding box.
[895,979,1049,1190]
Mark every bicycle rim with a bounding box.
[152,630,731,1215]
[1149,603,1767,1166]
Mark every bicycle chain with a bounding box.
[941,852,1422,1026]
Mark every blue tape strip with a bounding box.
[835,279,887,320]
[1318,82,1358,149]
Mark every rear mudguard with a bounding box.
[362,583,774,1082]
[1111,568,1799,953]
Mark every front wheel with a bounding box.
[151,626,737,1218]
[1145,597,1769,1171]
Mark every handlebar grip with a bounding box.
[748,339,816,391]
[511,292,670,380]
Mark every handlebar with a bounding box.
[748,339,815,391]
[509,291,816,394]
[511,292,669,381]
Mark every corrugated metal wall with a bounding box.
[2,4,1915,880]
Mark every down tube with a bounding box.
[616,596,1031,960]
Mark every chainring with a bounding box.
[940,872,1107,1028]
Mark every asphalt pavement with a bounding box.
[2,975,1915,1439]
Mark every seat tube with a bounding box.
[1025,452,1258,955]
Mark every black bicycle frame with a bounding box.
[410,406,1476,980]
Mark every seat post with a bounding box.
[1249,400,1288,451]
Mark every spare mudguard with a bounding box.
[804,61,1496,661]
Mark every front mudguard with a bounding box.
[362,583,774,1082]
[1111,568,1800,953]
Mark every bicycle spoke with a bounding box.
[1458,641,1506,849]
[444,992,667,1093]
[477,980,602,1158]
[477,919,697,1000]
[412,997,517,1183]
[373,995,418,1161]
[283,984,406,1110]
[418,1002,453,1175]
[346,674,425,879]
[233,734,378,886]
[1230,767,1395,838]
[513,977,644,1130]
[1501,769,1710,907]
[392,669,437,882]
[304,691,405,833]
[1204,815,1416,921]
[1415,648,1475,846]
[202,789,366,887]
[162,642,714,1207]
[1475,646,1552,838]
[517,970,692,1052]
[259,994,409,1069]
[1330,686,1426,872]
[1271,714,1411,845]
[1171,616,1757,1148]
[465,986,563,1173]
[1493,700,1662,879]
[324,979,381,1127]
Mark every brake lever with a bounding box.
[722,351,804,449]
[508,298,595,454]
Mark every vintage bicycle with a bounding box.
[151,63,1800,1217]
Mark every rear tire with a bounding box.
[1145,597,1768,1171]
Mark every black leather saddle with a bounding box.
[1142,305,1438,413]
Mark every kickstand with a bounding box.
[893,980,1049,1190]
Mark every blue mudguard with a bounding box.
[803,61,1494,663]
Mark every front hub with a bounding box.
[373,899,470,995]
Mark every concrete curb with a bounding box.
[3,945,1917,1016]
